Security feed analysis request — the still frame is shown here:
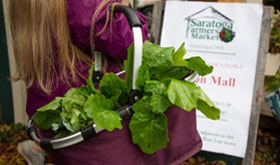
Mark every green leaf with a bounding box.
[53,129,72,139]
[142,42,174,76]
[166,79,220,120]
[129,97,169,154]
[33,110,61,130]
[57,88,91,132]
[62,121,75,132]
[84,94,122,131]
[158,67,190,80]
[144,80,172,114]
[136,65,150,91]
[172,42,188,66]
[99,73,129,108]
[79,84,92,97]
[62,88,86,106]
[37,97,62,112]
[185,56,213,76]
[86,62,98,93]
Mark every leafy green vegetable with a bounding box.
[33,41,220,155]
[124,44,134,90]
[144,80,172,114]
[142,42,174,76]
[166,79,220,120]
[136,65,150,91]
[185,56,213,76]
[36,97,62,112]
[172,43,188,67]
[129,96,169,154]
[84,94,122,131]
[86,62,98,94]
[158,67,190,80]
[99,73,129,108]
[33,110,61,130]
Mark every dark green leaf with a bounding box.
[33,110,61,130]
[99,73,129,108]
[159,67,190,80]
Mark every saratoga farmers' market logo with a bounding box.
[185,6,235,42]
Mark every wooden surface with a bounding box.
[242,6,273,165]
[150,2,273,165]
[150,2,165,44]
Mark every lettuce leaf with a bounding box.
[84,94,122,131]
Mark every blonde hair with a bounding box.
[9,0,120,94]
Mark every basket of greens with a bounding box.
[27,5,220,154]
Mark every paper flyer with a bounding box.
[160,1,263,157]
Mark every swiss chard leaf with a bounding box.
[37,97,62,112]
[84,94,122,131]
[166,79,220,120]
[185,56,213,76]
[86,62,98,94]
[144,80,172,114]
[158,67,190,80]
[142,42,174,77]
[129,96,169,154]
[172,43,188,66]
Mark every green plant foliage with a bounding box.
[270,10,280,54]
[33,41,220,154]
[264,10,280,92]
[125,41,220,153]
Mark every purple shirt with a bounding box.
[27,0,202,164]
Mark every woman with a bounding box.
[10,0,201,164]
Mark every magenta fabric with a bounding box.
[26,0,202,164]
[44,108,202,165]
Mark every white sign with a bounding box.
[160,1,263,158]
